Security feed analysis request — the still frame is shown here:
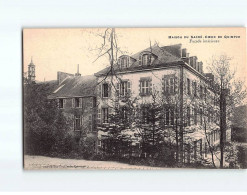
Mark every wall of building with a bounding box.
[57,96,97,144]
[96,64,221,162]
[97,66,181,108]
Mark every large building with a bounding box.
[94,44,221,163]
[48,44,221,163]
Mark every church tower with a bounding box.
[28,57,36,82]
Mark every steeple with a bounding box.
[28,57,36,82]
[75,64,81,76]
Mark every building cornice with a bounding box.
[95,61,208,81]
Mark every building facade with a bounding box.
[48,68,98,149]
[94,44,221,163]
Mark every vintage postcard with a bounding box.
[23,28,247,169]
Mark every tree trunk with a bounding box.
[220,88,227,168]
[179,66,184,163]
[175,115,179,162]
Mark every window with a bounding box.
[74,115,81,130]
[120,56,129,68]
[170,78,174,93]
[117,81,131,97]
[165,108,170,125]
[121,107,128,121]
[142,54,151,66]
[88,115,92,131]
[102,83,109,98]
[97,109,101,124]
[164,77,175,94]
[139,53,153,66]
[191,108,194,125]
[164,107,174,125]
[75,98,80,108]
[120,81,128,96]
[140,80,151,95]
[200,108,203,125]
[200,86,203,99]
[102,108,109,123]
[193,82,197,97]
[90,97,94,109]
[142,106,150,124]
[59,99,65,108]
[187,78,191,95]
[170,108,175,125]
[194,108,197,125]
[187,107,191,126]
[72,98,82,108]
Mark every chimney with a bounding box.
[182,48,187,58]
[75,64,81,76]
[189,57,193,67]
[182,52,190,64]
[193,56,198,70]
[198,61,203,73]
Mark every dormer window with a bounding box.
[142,54,151,66]
[118,56,130,69]
[139,52,156,66]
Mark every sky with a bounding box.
[23,28,246,83]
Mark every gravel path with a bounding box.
[24,155,164,170]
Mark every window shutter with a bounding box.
[108,83,111,97]
[139,80,141,95]
[127,81,131,95]
[149,79,152,95]
[80,115,83,128]
[118,58,120,65]
[139,55,142,66]
[165,79,169,93]
[72,98,75,108]
[192,82,195,96]
[148,54,151,65]
[127,57,130,67]
[109,107,113,116]
[116,82,120,96]
[97,109,101,124]
[72,115,75,130]
[174,77,178,94]
[63,99,66,108]
[57,99,59,108]
[197,83,200,97]
[162,76,165,95]
[98,84,102,98]
[79,98,82,108]
[89,115,92,132]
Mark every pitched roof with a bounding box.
[94,44,183,76]
[48,75,97,99]
[35,80,59,94]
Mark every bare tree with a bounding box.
[207,55,247,168]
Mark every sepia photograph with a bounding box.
[23,27,247,170]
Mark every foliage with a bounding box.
[24,82,73,156]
